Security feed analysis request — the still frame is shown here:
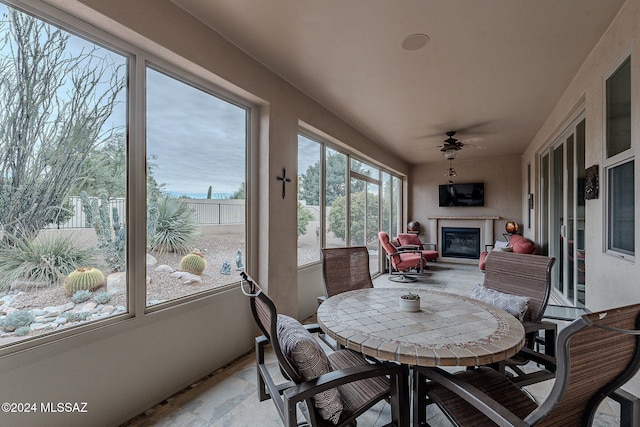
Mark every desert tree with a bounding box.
[0,8,126,241]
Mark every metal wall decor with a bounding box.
[585,164,599,200]
[276,168,291,199]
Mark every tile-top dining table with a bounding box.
[317,287,526,426]
[316,287,526,367]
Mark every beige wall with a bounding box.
[0,1,408,426]
[409,155,523,245]
[522,0,640,312]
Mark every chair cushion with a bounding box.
[471,284,530,321]
[426,366,538,426]
[277,315,343,424]
[397,233,437,261]
[508,235,536,254]
[395,252,423,270]
[328,349,390,417]
[478,251,489,271]
[397,233,422,246]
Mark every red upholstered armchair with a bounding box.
[378,231,427,282]
[478,234,538,271]
[396,233,438,262]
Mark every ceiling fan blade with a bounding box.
[464,143,487,149]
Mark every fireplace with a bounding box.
[442,227,481,259]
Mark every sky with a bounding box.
[1,3,247,199]
[146,68,246,197]
[2,4,349,200]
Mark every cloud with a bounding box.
[147,69,246,196]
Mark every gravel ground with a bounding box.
[6,222,334,311]
[8,225,247,311]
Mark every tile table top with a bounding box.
[316,287,525,367]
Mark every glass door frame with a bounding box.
[539,113,586,307]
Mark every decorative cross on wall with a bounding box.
[276,168,291,199]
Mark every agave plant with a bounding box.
[0,232,95,290]
[149,197,199,254]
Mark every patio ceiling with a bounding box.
[173,0,626,165]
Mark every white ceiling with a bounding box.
[173,0,625,165]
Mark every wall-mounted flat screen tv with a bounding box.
[439,182,484,207]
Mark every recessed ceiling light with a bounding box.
[402,33,430,51]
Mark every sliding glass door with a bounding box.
[540,116,586,306]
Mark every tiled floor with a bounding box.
[122,262,622,426]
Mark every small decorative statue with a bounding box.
[220,260,231,275]
[235,249,244,271]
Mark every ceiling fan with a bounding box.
[436,131,486,177]
[440,131,464,160]
[438,131,486,159]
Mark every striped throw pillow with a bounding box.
[277,314,343,424]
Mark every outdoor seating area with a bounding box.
[414,303,640,426]
[3,2,640,425]
[241,272,406,427]
[122,261,632,427]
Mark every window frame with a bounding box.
[603,52,635,261]
[143,60,252,312]
[0,0,256,354]
[296,127,404,270]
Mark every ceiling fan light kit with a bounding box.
[440,131,463,177]
[444,158,457,177]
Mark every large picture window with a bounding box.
[0,4,128,346]
[297,132,402,273]
[0,2,250,349]
[146,67,247,307]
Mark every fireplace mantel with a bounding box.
[427,216,501,264]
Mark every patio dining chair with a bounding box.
[320,246,373,303]
[413,303,640,426]
[482,251,557,386]
[318,246,375,349]
[240,272,406,427]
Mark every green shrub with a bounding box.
[149,197,199,254]
[0,232,94,291]
[297,203,314,238]
[1,310,35,332]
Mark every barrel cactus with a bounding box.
[64,267,105,295]
[180,251,207,275]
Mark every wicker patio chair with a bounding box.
[320,246,374,303]
[318,247,375,349]
[240,272,406,427]
[483,251,557,386]
[413,303,640,426]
